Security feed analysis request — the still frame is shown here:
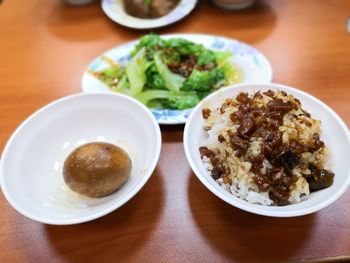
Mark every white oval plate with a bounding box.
[82,34,273,125]
[101,0,197,29]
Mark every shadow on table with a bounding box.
[161,124,185,143]
[44,166,164,262]
[188,173,315,262]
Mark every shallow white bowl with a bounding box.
[0,93,161,225]
[184,83,350,217]
[101,0,197,29]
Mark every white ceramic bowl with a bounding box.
[184,83,350,217]
[0,93,161,225]
[101,0,197,29]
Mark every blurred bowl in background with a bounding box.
[64,0,94,5]
[212,0,255,10]
[101,0,197,29]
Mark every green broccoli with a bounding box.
[181,68,225,92]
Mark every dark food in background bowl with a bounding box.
[123,0,179,19]
[199,90,334,206]
[63,142,132,198]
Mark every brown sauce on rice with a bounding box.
[199,90,334,206]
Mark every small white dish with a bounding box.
[82,33,273,125]
[183,83,350,217]
[0,93,161,225]
[101,0,197,29]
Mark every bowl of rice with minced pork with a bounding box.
[184,83,350,217]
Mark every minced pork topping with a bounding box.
[199,90,334,206]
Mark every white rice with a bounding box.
[200,90,329,206]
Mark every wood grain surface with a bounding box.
[1,0,350,262]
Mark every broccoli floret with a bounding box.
[196,50,217,66]
[146,69,167,90]
[162,91,200,110]
[136,90,200,110]
[164,38,201,56]
[181,68,225,92]
[132,34,165,58]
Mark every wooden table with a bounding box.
[1,0,350,262]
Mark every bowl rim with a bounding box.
[183,83,350,217]
[0,92,162,225]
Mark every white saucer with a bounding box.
[101,0,197,29]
